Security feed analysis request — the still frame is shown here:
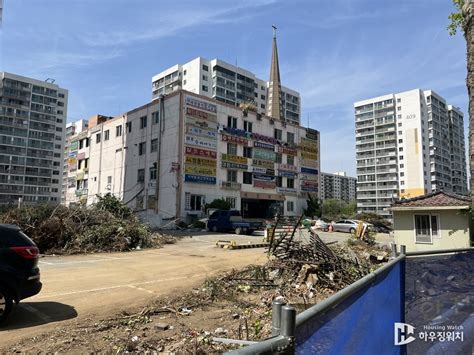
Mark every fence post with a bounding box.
[400,245,406,255]
[279,305,296,354]
[272,299,285,336]
[391,243,397,258]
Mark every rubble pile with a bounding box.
[0,194,175,254]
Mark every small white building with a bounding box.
[391,191,472,252]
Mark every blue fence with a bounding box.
[229,248,473,355]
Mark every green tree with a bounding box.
[94,193,133,219]
[341,202,357,218]
[448,0,465,35]
[205,198,231,211]
[303,193,321,218]
[322,199,346,221]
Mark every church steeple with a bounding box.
[267,25,283,120]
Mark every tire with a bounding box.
[349,228,355,236]
[0,286,13,325]
[211,225,218,233]
[235,227,242,235]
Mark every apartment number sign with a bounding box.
[405,113,416,120]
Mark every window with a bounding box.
[287,132,295,143]
[401,181,405,185]
[243,147,252,158]
[261,94,266,100]
[287,156,294,166]
[243,172,252,184]
[398,131,402,135]
[186,194,203,211]
[287,201,294,212]
[107,176,112,184]
[227,170,237,182]
[400,172,404,177]
[399,147,403,152]
[126,121,132,133]
[139,142,146,156]
[400,164,404,168]
[116,125,122,137]
[226,197,236,209]
[397,98,401,103]
[274,129,282,140]
[398,139,403,143]
[414,214,439,244]
[183,70,187,76]
[244,121,253,132]
[152,112,159,124]
[79,140,84,149]
[137,169,145,182]
[276,153,282,164]
[287,178,294,188]
[227,116,237,129]
[202,64,209,71]
[202,85,208,92]
[104,130,110,141]
[150,166,157,180]
[399,155,404,160]
[261,104,265,109]
[397,106,401,111]
[398,122,402,127]
[86,138,89,147]
[140,116,147,129]
[202,75,208,81]
[276,176,283,188]
[151,138,158,152]
[96,133,101,143]
[227,143,237,155]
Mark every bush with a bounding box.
[205,198,231,211]
[191,220,206,229]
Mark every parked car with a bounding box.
[332,220,372,234]
[0,224,42,324]
[207,210,259,235]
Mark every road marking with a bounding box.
[19,304,52,323]
[128,285,155,294]
[34,274,207,299]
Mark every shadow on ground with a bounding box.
[0,302,77,330]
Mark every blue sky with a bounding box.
[0,0,467,176]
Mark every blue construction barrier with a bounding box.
[296,258,404,355]
[405,249,474,355]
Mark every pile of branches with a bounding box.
[0,194,162,254]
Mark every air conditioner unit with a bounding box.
[256,113,262,121]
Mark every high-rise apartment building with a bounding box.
[320,172,356,203]
[355,89,468,218]
[0,72,68,205]
[151,53,300,124]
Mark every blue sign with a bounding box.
[278,171,297,178]
[223,126,251,139]
[184,174,216,184]
[301,167,318,175]
[253,174,275,181]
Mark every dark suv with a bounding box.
[0,224,42,324]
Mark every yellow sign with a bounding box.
[184,165,216,176]
[221,154,248,164]
[301,151,318,160]
[185,156,216,167]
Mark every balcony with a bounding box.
[221,181,241,190]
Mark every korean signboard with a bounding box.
[254,174,276,189]
[221,154,248,164]
[277,187,297,195]
[186,125,217,139]
[251,132,278,145]
[69,141,78,151]
[222,161,248,170]
[252,159,275,169]
[278,170,297,178]
[186,107,217,122]
[301,151,318,160]
[186,96,217,113]
[222,134,249,145]
[223,126,251,139]
[185,156,216,167]
[184,165,216,176]
[300,158,318,168]
[186,117,218,130]
[301,167,319,175]
[185,135,217,150]
[277,163,297,172]
[254,141,274,150]
[252,166,267,174]
[184,174,216,184]
[277,146,297,156]
[305,128,319,141]
[253,149,276,161]
[185,146,217,159]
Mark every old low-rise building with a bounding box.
[391,191,472,252]
[64,90,320,225]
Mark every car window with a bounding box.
[210,211,219,218]
[0,227,35,247]
[336,220,345,224]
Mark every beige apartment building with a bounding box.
[355,89,468,218]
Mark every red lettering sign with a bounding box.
[185,146,217,159]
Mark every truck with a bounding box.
[206,210,260,235]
